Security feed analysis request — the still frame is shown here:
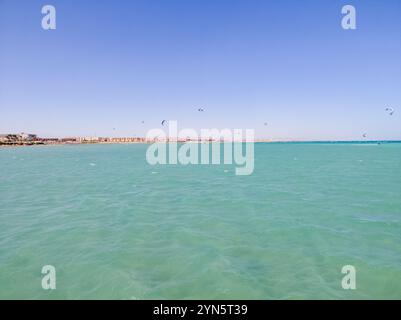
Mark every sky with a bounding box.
[0,0,400,140]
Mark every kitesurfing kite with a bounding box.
[385,107,395,116]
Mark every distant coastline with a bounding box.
[1,133,401,147]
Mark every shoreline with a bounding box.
[1,140,401,148]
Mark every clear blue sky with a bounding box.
[0,0,400,140]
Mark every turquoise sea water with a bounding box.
[0,143,401,299]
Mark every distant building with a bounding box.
[19,133,37,141]
[109,137,145,143]
[0,134,10,143]
[41,138,60,143]
[0,134,24,144]
[61,137,79,143]
[81,137,99,143]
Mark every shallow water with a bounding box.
[0,143,400,299]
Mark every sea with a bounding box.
[0,142,400,299]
